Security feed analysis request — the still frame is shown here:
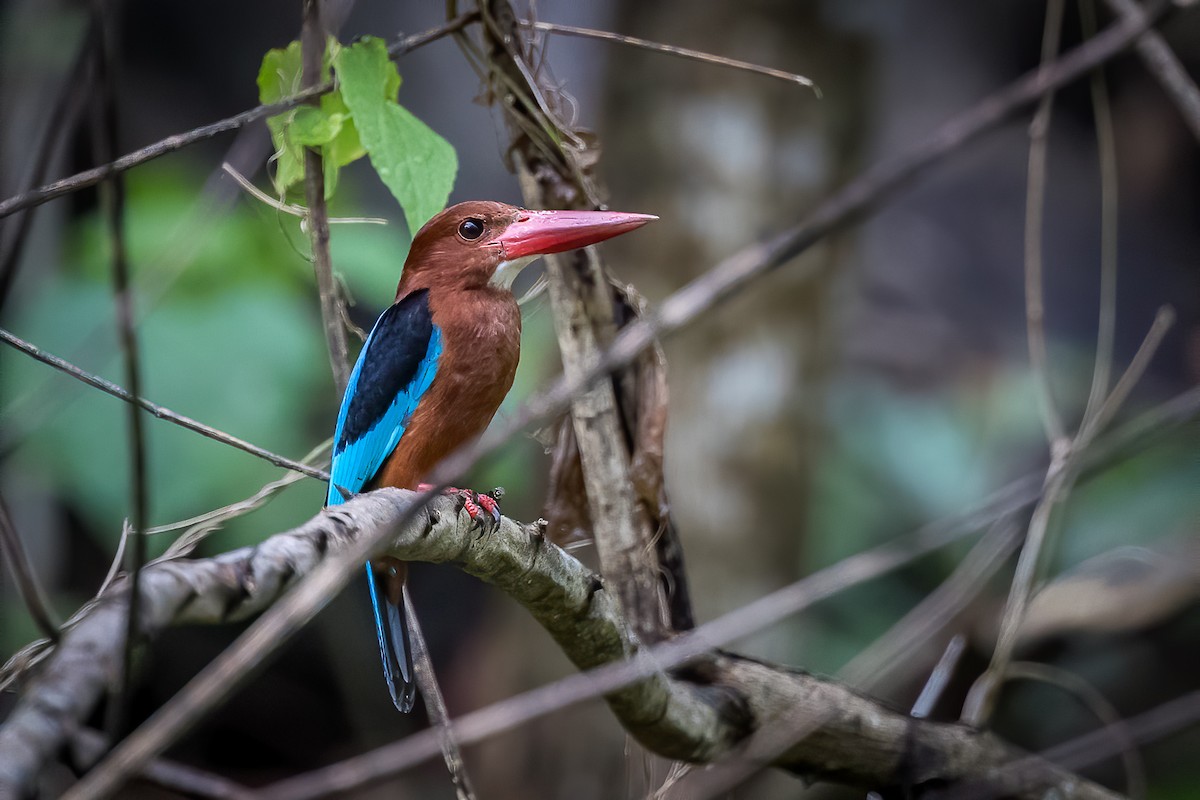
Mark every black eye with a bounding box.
[458,218,485,240]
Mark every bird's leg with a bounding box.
[417,484,504,528]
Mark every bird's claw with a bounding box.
[417,484,502,533]
[454,488,502,535]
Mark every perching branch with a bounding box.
[0,490,1125,800]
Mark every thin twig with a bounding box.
[403,586,478,800]
[1080,0,1121,426]
[0,13,480,223]
[910,635,968,719]
[961,448,1073,727]
[1079,305,1176,444]
[1103,0,1200,143]
[1004,662,1146,800]
[90,5,149,739]
[71,729,256,800]
[941,692,1200,800]
[301,0,350,395]
[0,16,98,312]
[840,521,1022,689]
[0,327,329,481]
[1024,0,1069,447]
[522,19,821,97]
[221,163,386,224]
[0,493,61,640]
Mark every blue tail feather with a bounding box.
[366,563,417,712]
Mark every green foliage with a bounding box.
[257,36,457,235]
[333,37,457,235]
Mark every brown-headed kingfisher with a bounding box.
[324,201,656,711]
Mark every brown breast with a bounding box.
[372,286,522,490]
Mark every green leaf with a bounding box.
[333,36,457,234]
[287,106,345,147]
[257,38,365,200]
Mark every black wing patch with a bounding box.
[336,289,436,453]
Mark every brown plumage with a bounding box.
[330,199,656,711]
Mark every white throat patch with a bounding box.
[489,255,540,290]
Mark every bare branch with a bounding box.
[1103,0,1200,143]
[1005,662,1146,799]
[0,490,1119,800]
[0,13,479,222]
[403,585,478,800]
[521,19,821,96]
[911,635,969,720]
[1080,0,1121,425]
[461,0,1181,488]
[88,5,149,737]
[1024,0,1069,447]
[840,521,1022,689]
[4,374,1196,797]
[70,729,256,800]
[0,15,97,311]
[939,692,1200,800]
[1080,305,1176,444]
[302,0,351,395]
[0,493,60,641]
[0,327,329,481]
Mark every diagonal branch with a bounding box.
[0,491,1125,800]
[0,327,328,481]
[0,493,60,641]
[0,13,479,223]
[1102,0,1200,143]
[4,379,1196,797]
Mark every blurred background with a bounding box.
[1,0,1199,797]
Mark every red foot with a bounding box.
[417,484,503,526]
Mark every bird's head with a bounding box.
[397,200,656,295]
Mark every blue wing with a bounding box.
[325,288,441,712]
[326,288,443,506]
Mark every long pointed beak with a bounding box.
[497,209,657,261]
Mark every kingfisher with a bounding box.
[325,200,656,711]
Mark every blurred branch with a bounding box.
[0,15,97,312]
[71,729,256,800]
[0,13,479,222]
[940,693,1200,800]
[1024,0,1069,447]
[510,0,1181,442]
[0,493,60,640]
[1004,662,1146,800]
[1080,0,1121,424]
[0,327,329,481]
[403,585,478,800]
[521,19,820,96]
[1103,0,1200,143]
[89,2,150,737]
[910,635,969,719]
[0,490,1122,800]
[840,521,1022,690]
[301,0,351,395]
